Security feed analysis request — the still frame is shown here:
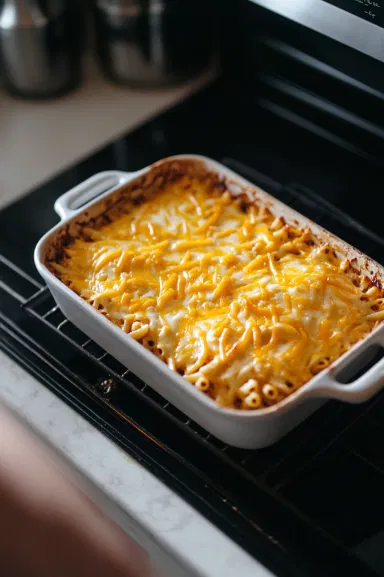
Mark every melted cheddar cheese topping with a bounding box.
[52,175,384,410]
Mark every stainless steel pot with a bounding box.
[0,0,83,99]
[93,0,215,87]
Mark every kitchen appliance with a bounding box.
[34,155,384,449]
[220,0,384,165]
[0,0,83,99]
[248,0,384,61]
[1,1,384,576]
[93,0,214,86]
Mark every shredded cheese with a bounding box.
[52,174,384,410]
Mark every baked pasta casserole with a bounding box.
[49,162,384,410]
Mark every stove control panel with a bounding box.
[323,0,384,28]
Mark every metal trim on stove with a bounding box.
[249,0,384,62]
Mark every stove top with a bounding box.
[1,79,384,577]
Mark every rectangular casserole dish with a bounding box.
[34,155,384,449]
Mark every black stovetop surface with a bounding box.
[1,79,384,577]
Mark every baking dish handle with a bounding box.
[54,171,129,220]
[308,356,384,403]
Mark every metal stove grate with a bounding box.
[1,160,384,577]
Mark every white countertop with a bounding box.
[0,61,274,577]
[0,59,210,208]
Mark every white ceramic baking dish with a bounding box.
[34,155,384,449]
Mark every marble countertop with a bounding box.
[0,62,274,577]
